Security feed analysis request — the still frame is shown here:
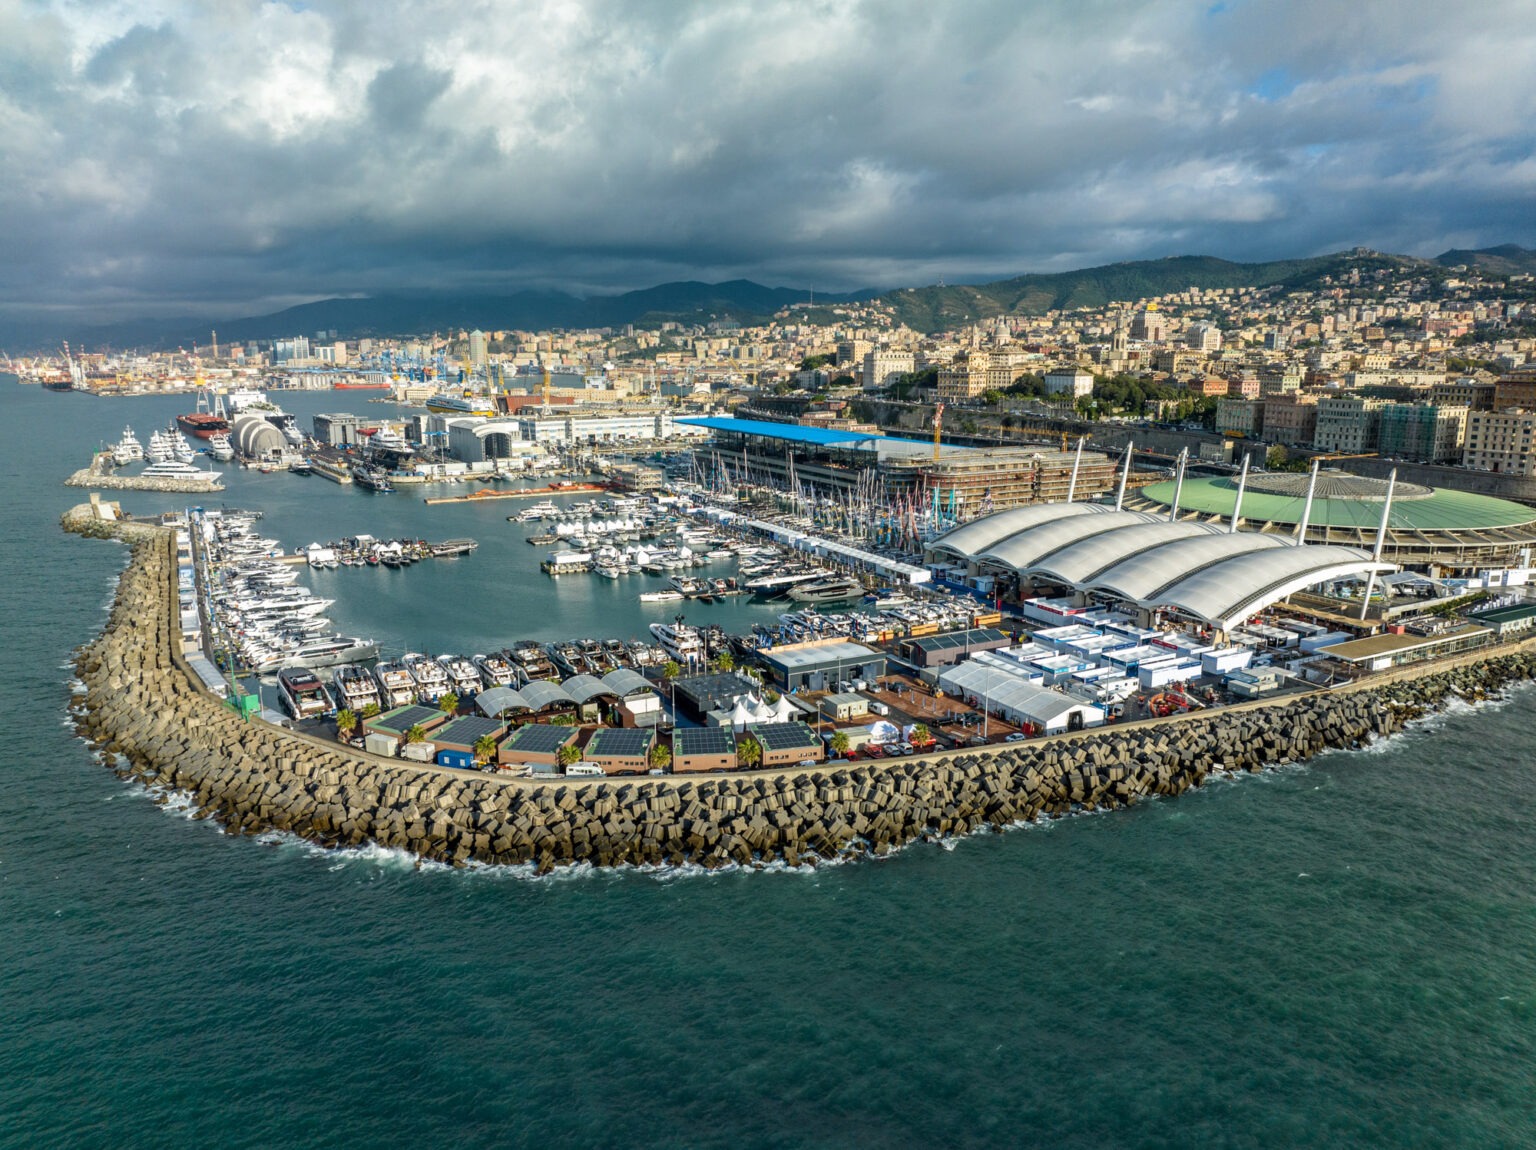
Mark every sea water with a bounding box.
[3,378,1534,1148]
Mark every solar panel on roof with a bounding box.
[673,727,736,755]
[587,728,653,757]
[911,627,1010,653]
[750,722,820,751]
[506,724,576,755]
[435,715,505,745]
[378,704,443,731]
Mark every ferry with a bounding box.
[425,391,497,417]
[277,667,334,720]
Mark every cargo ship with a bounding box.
[176,391,230,439]
[332,380,390,390]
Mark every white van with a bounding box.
[565,763,607,777]
[867,700,890,716]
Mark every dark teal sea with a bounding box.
[2,378,1534,1148]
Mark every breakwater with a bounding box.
[65,452,223,492]
[66,515,1536,873]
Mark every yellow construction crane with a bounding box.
[542,365,552,413]
[932,402,944,461]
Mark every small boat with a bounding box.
[639,590,685,603]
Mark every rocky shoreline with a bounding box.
[66,518,1536,874]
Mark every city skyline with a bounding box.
[4,0,1534,328]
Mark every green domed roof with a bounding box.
[1137,472,1536,532]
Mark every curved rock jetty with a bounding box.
[67,520,1536,873]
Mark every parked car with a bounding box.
[1005,732,1027,743]
[864,745,885,759]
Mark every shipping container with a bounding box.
[364,732,398,758]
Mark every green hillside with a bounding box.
[878,251,1427,331]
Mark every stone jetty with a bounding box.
[65,452,223,493]
[66,515,1536,873]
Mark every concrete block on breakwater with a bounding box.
[62,508,1536,873]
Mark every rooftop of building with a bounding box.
[1135,472,1536,532]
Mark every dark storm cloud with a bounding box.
[0,0,1532,328]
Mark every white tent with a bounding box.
[938,661,1105,734]
[767,694,798,722]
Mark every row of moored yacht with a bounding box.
[204,513,377,674]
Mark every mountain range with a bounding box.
[12,245,1533,353]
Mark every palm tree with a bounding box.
[335,708,357,742]
[404,723,427,745]
[473,734,499,767]
[439,691,459,715]
[360,701,381,719]
[713,650,734,673]
[648,742,672,773]
[910,723,932,747]
[736,736,762,770]
[662,659,682,681]
[556,743,582,769]
[829,730,850,757]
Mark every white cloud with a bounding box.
[0,0,1531,327]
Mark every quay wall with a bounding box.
[66,516,1536,873]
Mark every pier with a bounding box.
[423,482,608,506]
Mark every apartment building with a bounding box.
[1377,403,1467,463]
[1313,395,1384,454]
[1463,410,1536,475]
[1261,393,1319,446]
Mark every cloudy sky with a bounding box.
[3,0,1534,328]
